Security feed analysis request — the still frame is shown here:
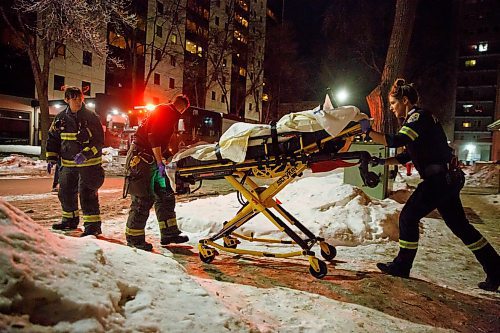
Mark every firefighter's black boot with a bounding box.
[80,224,102,237]
[473,243,500,292]
[377,248,416,278]
[160,233,189,246]
[126,234,153,252]
[52,217,79,230]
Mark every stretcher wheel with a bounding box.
[309,260,327,279]
[199,251,216,264]
[320,243,337,261]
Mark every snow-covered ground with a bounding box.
[0,152,499,332]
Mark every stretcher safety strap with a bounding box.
[83,214,101,223]
[399,126,418,141]
[62,210,79,218]
[126,227,145,236]
[399,239,418,249]
[467,237,488,251]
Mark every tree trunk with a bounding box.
[366,0,418,134]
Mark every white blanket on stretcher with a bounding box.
[171,104,367,165]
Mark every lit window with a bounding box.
[197,46,203,57]
[186,40,197,54]
[171,34,177,44]
[462,122,471,128]
[223,59,227,67]
[154,73,160,85]
[239,67,246,77]
[465,59,476,67]
[478,42,488,52]
[108,31,126,49]
[262,93,269,101]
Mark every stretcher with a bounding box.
[171,104,379,279]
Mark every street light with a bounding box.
[336,89,349,104]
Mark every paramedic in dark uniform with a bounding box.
[46,86,105,237]
[124,94,190,251]
[360,79,499,292]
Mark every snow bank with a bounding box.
[0,145,41,156]
[0,198,244,332]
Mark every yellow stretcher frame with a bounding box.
[177,123,378,279]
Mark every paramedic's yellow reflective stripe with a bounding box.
[46,152,58,158]
[467,237,488,251]
[399,239,418,249]
[61,133,78,141]
[62,210,79,218]
[399,126,419,141]
[159,218,178,229]
[83,215,101,223]
[61,156,102,167]
[126,227,145,236]
[83,146,98,156]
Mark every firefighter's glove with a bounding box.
[47,161,56,174]
[157,162,167,178]
[74,152,87,165]
[370,157,386,167]
[359,119,372,134]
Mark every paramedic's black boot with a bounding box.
[161,233,189,246]
[52,217,79,230]
[377,248,416,278]
[80,224,102,237]
[472,243,500,292]
[126,234,153,252]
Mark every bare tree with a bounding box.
[0,0,134,157]
[366,0,418,133]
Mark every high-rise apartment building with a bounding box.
[454,0,500,162]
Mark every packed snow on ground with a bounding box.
[1,167,497,332]
[0,148,124,178]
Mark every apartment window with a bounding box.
[169,78,175,89]
[170,55,176,66]
[156,25,163,38]
[170,34,177,44]
[155,49,162,61]
[83,51,92,66]
[154,73,160,85]
[462,122,472,128]
[211,91,216,100]
[249,103,252,111]
[215,16,220,26]
[53,75,65,91]
[239,67,246,77]
[55,43,66,57]
[108,31,126,49]
[157,1,164,14]
[465,59,476,67]
[478,42,488,52]
[223,59,227,67]
[186,40,197,54]
[82,81,91,96]
[216,0,221,7]
[221,95,225,103]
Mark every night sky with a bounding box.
[281,0,456,119]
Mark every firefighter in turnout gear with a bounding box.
[123,94,190,251]
[361,79,500,292]
[46,86,105,237]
